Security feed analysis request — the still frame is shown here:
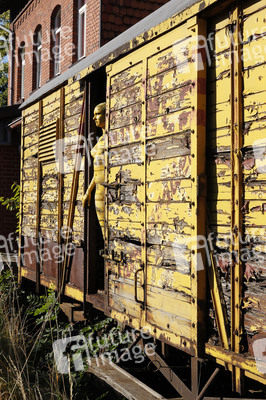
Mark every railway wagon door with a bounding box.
[105,17,207,355]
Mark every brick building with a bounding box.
[0,0,169,242]
[1,0,170,105]
[0,105,20,241]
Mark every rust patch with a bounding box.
[241,201,250,214]
[250,205,262,212]
[215,156,231,169]
[161,180,182,201]
[179,110,190,130]
[243,157,255,170]
[197,77,206,95]
[245,263,255,281]
[244,121,253,136]
[217,254,230,277]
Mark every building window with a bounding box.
[52,7,61,76]
[21,45,25,98]
[78,0,86,59]
[33,26,42,90]
[18,42,25,100]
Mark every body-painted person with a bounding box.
[82,103,106,236]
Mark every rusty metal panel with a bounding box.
[106,18,207,355]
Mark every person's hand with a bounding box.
[82,191,91,208]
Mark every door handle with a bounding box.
[134,267,144,306]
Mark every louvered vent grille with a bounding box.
[39,121,57,162]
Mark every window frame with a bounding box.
[36,28,42,88]
[52,7,61,76]
[32,26,42,90]
[77,0,86,59]
[21,45,25,98]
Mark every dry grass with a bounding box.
[0,266,70,400]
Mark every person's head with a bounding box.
[93,103,106,129]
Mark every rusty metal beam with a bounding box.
[187,16,207,357]
[104,65,112,314]
[36,100,43,293]
[140,56,148,321]
[57,87,65,296]
[206,223,229,350]
[139,339,194,400]
[229,4,244,394]
[196,368,220,400]
[61,90,86,296]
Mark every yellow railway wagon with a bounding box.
[19,0,266,397]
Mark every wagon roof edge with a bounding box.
[20,0,213,110]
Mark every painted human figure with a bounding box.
[82,103,106,235]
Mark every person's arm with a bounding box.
[82,177,96,207]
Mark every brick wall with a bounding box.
[101,0,170,44]
[9,0,101,104]
[0,141,20,240]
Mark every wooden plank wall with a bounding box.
[206,0,266,347]
[206,9,232,335]
[241,0,266,340]
[106,21,205,354]
[21,80,85,287]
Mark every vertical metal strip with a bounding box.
[230,4,244,393]
[57,87,64,293]
[187,16,207,357]
[141,57,148,324]
[83,80,90,307]
[18,114,25,284]
[36,100,43,293]
[104,65,112,313]
[61,90,86,295]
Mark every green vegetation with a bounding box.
[0,11,10,107]
[0,268,131,399]
[0,182,20,231]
